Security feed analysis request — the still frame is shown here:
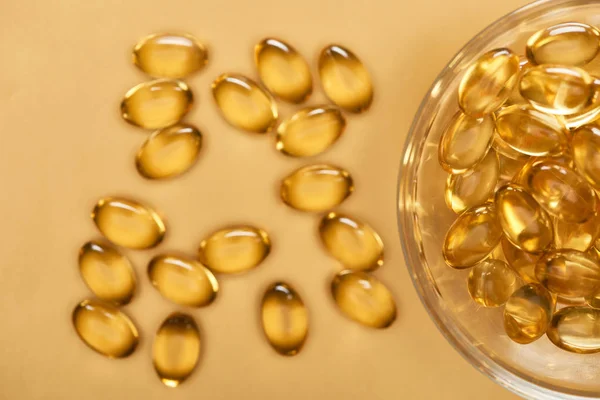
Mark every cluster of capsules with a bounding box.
[439,21,600,353]
[72,32,398,388]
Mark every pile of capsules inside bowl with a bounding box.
[440,22,600,353]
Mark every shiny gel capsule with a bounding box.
[535,249,600,298]
[467,259,518,307]
[547,307,600,354]
[526,22,600,66]
[504,283,553,344]
[572,123,600,190]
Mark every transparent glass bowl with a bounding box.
[397,0,600,398]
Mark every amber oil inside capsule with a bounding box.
[547,306,600,353]
[467,259,518,307]
[572,123,600,190]
[526,22,600,66]
[502,237,540,283]
[504,283,553,344]
[535,249,600,298]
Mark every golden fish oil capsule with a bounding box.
[495,104,567,156]
[458,48,520,117]
[254,38,312,103]
[211,73,277,133]
[261,282,308,356]
[467,259,518,307]
[198,225,271,274]
[72,299,139,358]
[133,33,208,78]
[519,65,594,115]
[445,150,499,213]
[136,123,202,180]
[526,22,600,66]
[553,211,600,252]
[565,79,600,129]
[504,283,553,344]
[281,164,353,212]
[535,249,600,298]
[547,307,600,353]
[318,44,373,113]
[443,204,502,269]
[572,123,600,190]
[78,241,136,305]
[438,112,495,173]
[318,212,383,271]
[492,133,529,161]
[501,238,540,283]
[92,197,166,249]
[120,79,193,129]
[519,158,596,223]
[331,270,396,329]
[148,254,218,307]
[153,313,201,387]
[495,183,553,253]
[276,105,345,157]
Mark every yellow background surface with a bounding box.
[0,0,530,398]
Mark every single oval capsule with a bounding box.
[458,48,520,117]
[153,313,201,387]
[276,105,345,157]
[211,73,277,133]
[535,249,600,298]
[261,282,308,355]
[547,307,600,353]
[572,123,600,190]
[148,254,218,307]
[133,33,208,78]
[526,22,600,66]
[519,159,596,223]
[72,299,139,358]
[438,112,495,173]
[319,212,383,271]
[445,150,499,214]
[495,184,553,253]
[136,123,202,180]
[520,65,594,115]
[331,270,396,329]
[198,225,271,274]
[120,79,193,129]
[78,241,136,305]
[281,164,353,212]
[254,38,312,103]
[504,283,553,344]
[501,237,540,283]
[92,197,166,249]
[443,204,502,269]
[553,211,600,252]
[495,104,567,156]
[467,259,518,307]
[318,44,373,113]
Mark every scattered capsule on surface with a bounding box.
[438,112,495,173]
[319,212,383,271]
[276,105,345,157]
[504,283,553,344]
[281,164,353,212]
[153,313,201,387]
[442,203,502,269]
[501,238,540,283]
[254,38,312,103]
[318,44,373,113]
[495,104,567,156]
[136,123,202,180]
[120,79,193,129]
[518,158,596,223]
[445,150,499,213]
[331,270,396,329]
[458,48,520,117]
[535,249,600,298]
[78,241,136,305]
[211,73,277,133]
[198,226,271,274]
[495,183,553,253]
[133,33,208,78]
[148,254,218,307]
[547,306,600,353]
[526,22,600,66]
[572,123,600,190]
[467,259,518,307]
[261,282,308,356]
[92,197,166,249]
[72,299,139,358]
[519,65,594,115]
